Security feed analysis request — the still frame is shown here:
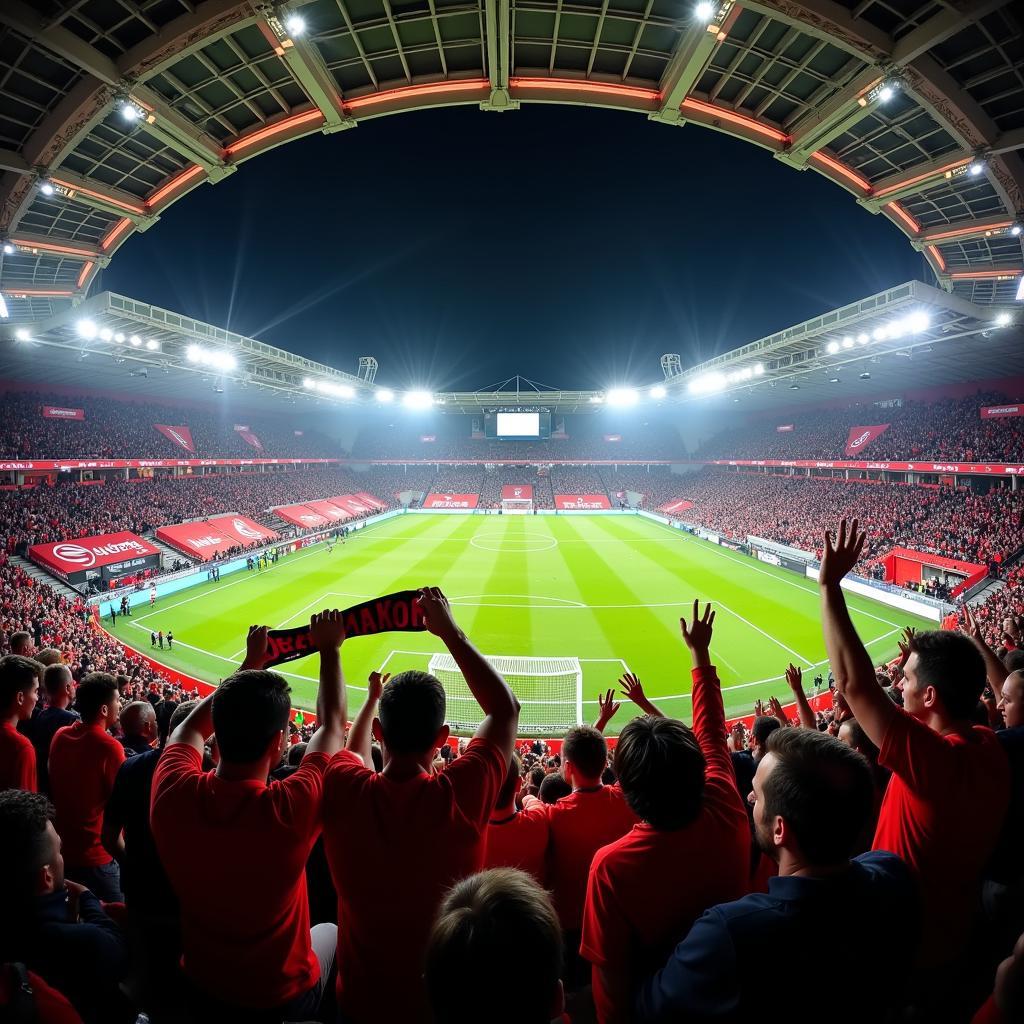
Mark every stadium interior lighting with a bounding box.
[285,14,306,35]
[375,387,395,403]
[114,332,125,343]
[857,333,869,345]
[589,395,604,404]
[694,1,716,21]
[304,378,355,399]
[129,335,141,347]
[402,389,434,410]
[754,363,764,375]
[650,384,667,399]
[1017,277,1024,302]
[145,339,160,350]
[607,387,638,407]
[185,344,236,370]
[14,328,31,341]
[99,327,113,341]
[829,376,840,383]
[994,312,1012,327]
[788,383,800,390]
[76,319,97,340]
[968,159,986,177]
[1010,223,1022,237]
[826,340,840,354]
[118,98,143,121]
[2,242,13,254]
[842,337,854,348]
[0,296,7,319]
[39,181,55,196]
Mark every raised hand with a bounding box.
[681,600,715,669]
[819,519,866,587]
[619,672,647,706]
[595,688,621,732]
[754,699,765,717]
[367,670,390,703]
[310,609,346,651]
[767,695,790,726]
[417,587,459,640]
[785,663,803,693]
[897,626,917,667]
[960,607,984,643]
[243,624,270,669]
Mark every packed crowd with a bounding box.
[2,524,1024,1024]
[0,392,339,460]
[549,466,608,497]
[695,391,1024,463]
[674,470,1024,570]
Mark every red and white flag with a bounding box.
[844,424,890,456]
[154,424,195,453]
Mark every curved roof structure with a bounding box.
[1,0,1022,322]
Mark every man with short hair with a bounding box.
[582,603,750,1024]
[426,868,564,1024]
[0,654,40,791]
[637,728,920,1022]
[323,587,520,1023]
[484,753,550,884]
[10,631,34,657]
[730,715,780,805]
[118,701,157,755]
[819,519,1009,969]
[151,611,347,1022]
[21,663,78,795]
[0,789,130,1023]
[48,673,125,901]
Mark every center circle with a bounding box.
[469,531,558,553]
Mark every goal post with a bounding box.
[427,653,583,735]
[501,498,533,515]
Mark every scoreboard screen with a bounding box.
[485,411,551,439]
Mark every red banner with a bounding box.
[354,492,386,509]
[274,504,332,529]
[423,493,479,509]
[844,424,890,456]
[776,424,794,433]
[330,494,372,514]
[659,498,694,514]
[305,499,352,522]
[236,430,263,450]
[554,494,611,509]
[42,406,85,420]
[981,405,1024,419]
[502,484,534,500]
[156,515,279,561]
[154,424,195,453]
[30,531,159,581]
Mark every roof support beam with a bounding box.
[47,169,158,228]
[911,215,1019,249]
[860,153,974,211]
[482,0,518,110]
[8,231,106,264]
[778,66,882,167]
[0,149,31,176]
[890,0,1012,65]
[650,3,738,125]
[131,85,232,174]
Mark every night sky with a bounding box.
[100,104,925,392]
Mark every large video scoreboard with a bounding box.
[485,410,552,440]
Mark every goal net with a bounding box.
[501,498,533,514]
[427,653,583,735]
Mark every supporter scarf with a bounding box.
[263,590,426,667]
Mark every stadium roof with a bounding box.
[1,0,1023,322]
[2,280,1019,414]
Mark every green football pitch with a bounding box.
[108,514,934,730]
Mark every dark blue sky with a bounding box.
[99,104,925,392]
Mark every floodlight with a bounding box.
[336,384,355,398]
[878,85,894,103]
[99,328,113,341]
[994,312,1012,328]
[829,377,840,383]
[114,332,124,343]
[1010,224,1022,237]
[375,388,395,403]
[0,296,6,320]
[1017,276,1024,302]
[968,159,986,177]
[872,327,888,341]
[129,335,141,347]
[857,333,869,345]
[842,336,854,348]
[403,390,433,409]
[15,328,31,341]
[607,387,638,407]
[2,242,13,255]
[754,363,764,375]
[905,311,930,333]
[589,395,604,404]
[788,384,800,390]
[826,340,840,354]
[285,14,306,35]
[120,101,140,121]
[39,181,55,196]
[695,1,715,21]
[860,372,871,379]
[186,344,201,361]
[650,384,667,399]
[76,319,97,340]
[303,378,315,389]
[146,339,159,350]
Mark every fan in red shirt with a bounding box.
[151,611,348,1022]
[48,674,125,902]
[581,602,751,1024]
[819,519,1010,974]
[322,587,519,1024]
[0,655,40,792]
[484,753,550,884]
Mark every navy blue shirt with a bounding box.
[19,705,79,794]
[103,748,177,915]
[636,851,918,1023]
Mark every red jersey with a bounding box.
[546,784,638,931]
[580,665,750,1024]
[0,722,36,792]
[484,804,550,883]
[873,709,1009,966]
[150,743,330,1008]
[322,739,506,1023]
[48,722,123,867]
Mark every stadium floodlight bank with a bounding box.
[428,653,583,735]
[502,498,534,514]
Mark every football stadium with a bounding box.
[2,0,1024,1021]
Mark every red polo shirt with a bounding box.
[322,738,505,1023]
[150,743,330,1008]
[48,722,123,867]
[873,708,1009,966]
[580,665,751,1024]
[0,722,36,792]
[546,784,638,932]
[484,803,550,884]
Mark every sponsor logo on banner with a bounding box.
[29,531,159,579]
[981,405,1024,419]
[156,515,279,561]
[776,424,794,432]
[233,425,250,431]
[424,493,479,509]
[232,518,262,539]
[154,424,195,452]
[554,494,612,510]
[42,406,85,420]
[844,424,890,457]
[236,430,263,450]
[188,535,225,550]
[501,485,534,500]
